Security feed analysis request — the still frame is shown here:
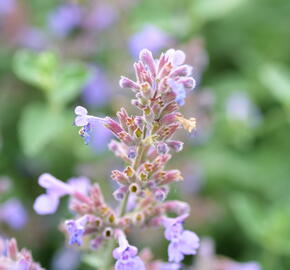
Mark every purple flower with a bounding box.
[74,106,104,145]
[0,0,15,15]
[83,3,118,32]
[33,173,79,215]
[129,25,172,58]
[52,247,80,270]
[162,214,199,263]
[81,66,111,108]
[0,198,27,230]
[65,216,88,246]
[16,28,46,50]
[113,232,145,270]
[48,4,82,37]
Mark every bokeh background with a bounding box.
[1,0,290,269]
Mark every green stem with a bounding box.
[119,191,130,217]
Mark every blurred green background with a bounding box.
[1,0,290,269]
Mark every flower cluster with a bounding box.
[34,48,199,269]
[0,238,44,270]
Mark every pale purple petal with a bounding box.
[74,106,88,116]
[179,230,199,255]
[168,242,184,263]
[172,50,186,66]
[33,194,60,215]
[38,173,72,196]
[74,116,89,127]
[0,199,27,230]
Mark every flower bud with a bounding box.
[119,76,140,91]
[156,142,169,154]
[127,147,136,159]
[167,140,184,152]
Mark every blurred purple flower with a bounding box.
[0,198,27,230]
[52,247,80,270]
[156,262,180,270]
[16,28,46,50]
[82,67,111,108]
[226,91,261,126]
[65,215,88,246]
[129,25,172,58]
[48,4,82,37]
[83,3,118,32]
[113,232,145,270]
[33,174,90,215]
[162,214,200,263]
[0,0,15,15]
[229,262,261,270]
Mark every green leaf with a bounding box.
[51,63,89,105]
[13,50,58,91]
[260,64,290,106]
[19,103,62,156]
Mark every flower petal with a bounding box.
[74,106,88,116]
[179,230,200,255]
[33,194,60,215]
[74,116,89,127]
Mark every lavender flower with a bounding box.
[52,247,80,270]
[0,0,15,15]
[113,232,145,270]
[0,238,44,270]
[83,3,118,32]
[163,214,200,263]
[74,106,104,145]
[82,66,111,108]
[0,198,27,230]
[48,4,82,37]
[129,25,172,58]
[65,215,88,246]
[33,173,86,215]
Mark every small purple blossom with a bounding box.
[113,232,145,270]
[129,25,172,58]
[74,106,104,145]
[82,67,111,108]
[33,173,88,215]
[0,0,15,15]
[163,214,200,263]
[0,198,27,230]
[48,4,82,37]
[65,216,88,246]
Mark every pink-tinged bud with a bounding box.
[160,113,179,125]
[162,90,177,103]
[108,140,131,163]
[117,108,129,131]
[139,49,157,78]
[155,170,183,185]
[157,124,180,140]
[167,140,184,152]
[156,142,169,154]
[159,62,173,79]
[161,200,190,215]
[104,117,123,136]
[140,82,153,99]
[134,212,145,225]
[8,238,18,260]
[131,99,145,110]
[178,77,196,90]
[113,186,128,201]
[111,170,129,185]
[118,131,134,145]
[170,65,192,77]
[157,52,167,73]
[119,76,140,91]
[160,102,179,117]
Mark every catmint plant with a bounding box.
[34,48,199,269]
